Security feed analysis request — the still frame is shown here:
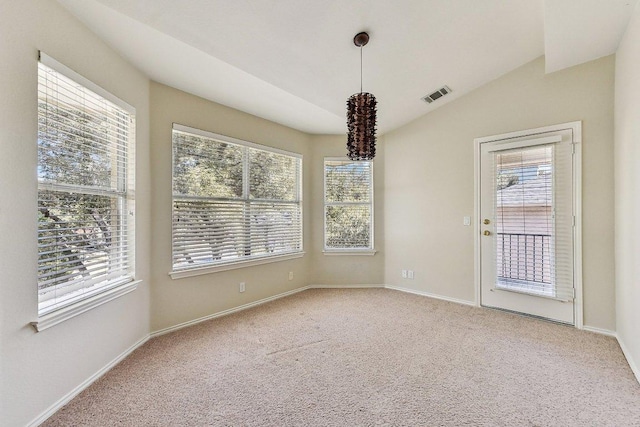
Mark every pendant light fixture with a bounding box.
[347,31,377,161]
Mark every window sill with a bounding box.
[169,252,305,280]
[323,250,377,256]
[31,280,141,332]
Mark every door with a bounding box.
[479,127,576,324]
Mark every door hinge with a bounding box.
[571,143,576,155]
[572,215,576,227]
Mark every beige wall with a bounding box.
[149,83,313,332]
[383,55,616,330]
[0,1,151,425]
[615,5,640,379]
[308,135,385,285]
[147,87,387,329]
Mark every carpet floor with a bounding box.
[43,288,640,426]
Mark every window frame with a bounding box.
[33,53,138,331]
[323,157,375,255]
[169,124,304,279]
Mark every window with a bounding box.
[324,158,374,252]
[37,55,135,316]
[171,125,303,275]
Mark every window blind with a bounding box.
[37,60,135,315]
[172,126,302,271]
[324,159,373,249]
[493,141,573,301]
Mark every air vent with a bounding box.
[422,86,452,104]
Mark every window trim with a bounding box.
[323,157,374,254]
[34,52,138,328]
[170,124,304,275]
[169,252,305,279]
[39,52,135,114]
[172,124,302,160]
[322,249,376,256]
[31,280,140,332]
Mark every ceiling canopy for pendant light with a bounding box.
[347,31,377,161]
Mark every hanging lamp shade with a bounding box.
[347,92,377,160]
[347,32,377,161]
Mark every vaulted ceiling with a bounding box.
[57,0,637,134]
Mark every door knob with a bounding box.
[483,219,490,225]
[483,230,491,236]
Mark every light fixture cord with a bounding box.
[360,46,363,93]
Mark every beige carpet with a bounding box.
[44,288,640,426]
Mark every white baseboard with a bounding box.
[309,283,476,307]
[581,325,617,337]
[617,334,640,385]
[28,334,150,427]
[309,284,385,289]
[385,284,477,307]
[150,285,311,338]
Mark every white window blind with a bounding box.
[37,59,135,315]
[172,125,302,271]
[324,158,373,250]
[493,141,573,301]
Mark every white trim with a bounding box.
[169,252,305,279]
[31,280,140,332]
[485,135,562,152]
[324,156,352,162]
[474,121,582,145]
[151,286,311,337]
[473,134,481,307]
[308,284,475,307]
[323,157,375,251]
[618,335,640,384]
[309,284,385,289]
[572,134,584,329]
[322,250,377,256]
[170,124,304,277]
[38,51,135,114]
[27,334,149,427]
[582,325,617,337]
[172,123,302,159]
[473,121,583,327]
[385,285,477,306]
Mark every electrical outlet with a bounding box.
[401,270,407,279]
[239,282,245,293]
[288,271,294,281]
[408,270,414,279]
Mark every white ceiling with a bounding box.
[57,0,637,135]
[545,0,636,73]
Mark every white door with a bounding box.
[479,127,577,324]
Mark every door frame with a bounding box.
[473,121,583,328]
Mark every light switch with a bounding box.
[463,216,471,226]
